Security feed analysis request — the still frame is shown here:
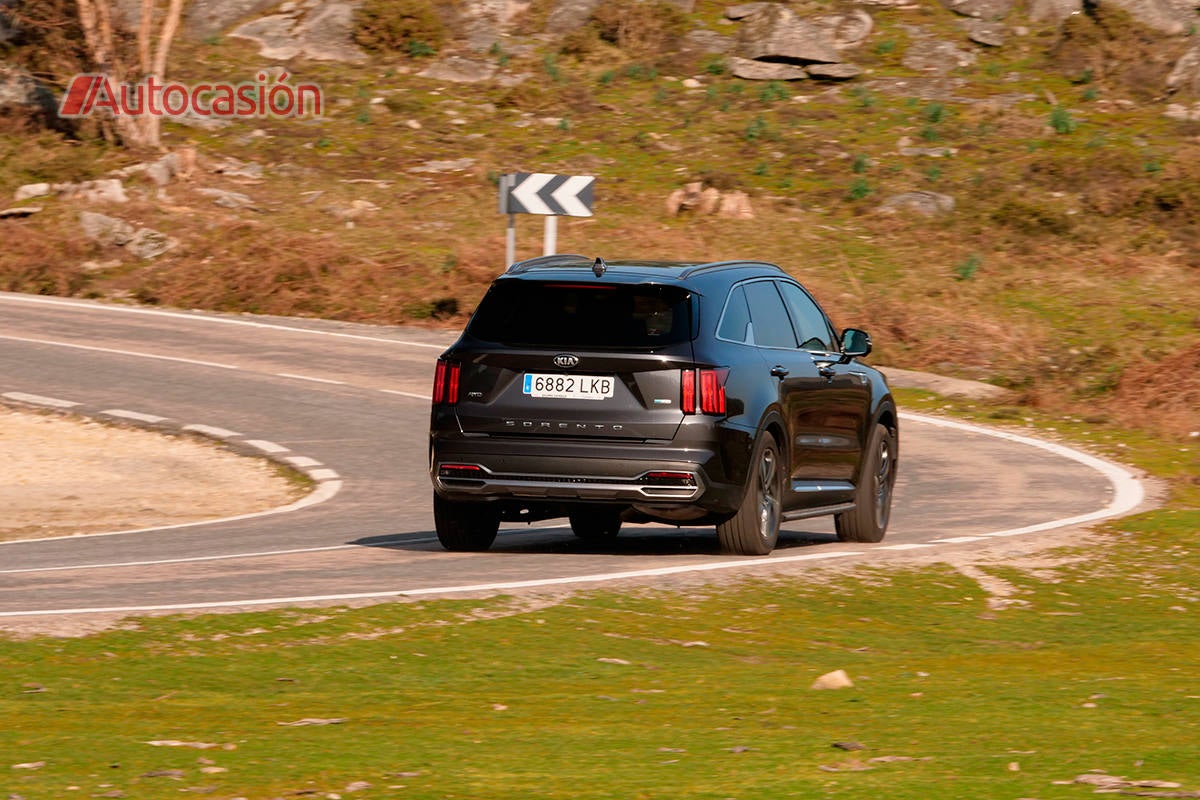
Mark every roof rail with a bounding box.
[677,260,784,279]
[505,253,592,274]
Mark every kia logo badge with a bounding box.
[553,353,579,369]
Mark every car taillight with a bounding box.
[681,368,726,416]
[681,369,696,414]
[439,463,483,477]
[641,471,698,487]
[433,358,461,405]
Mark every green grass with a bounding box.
[3,507,1198,798]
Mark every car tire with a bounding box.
[835,422,897,544]
[717,432,783,556]
[569,509,623,542]
[433,493,500,552]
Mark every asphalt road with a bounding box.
[0,292,1145,622]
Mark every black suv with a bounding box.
[429,255,897,555]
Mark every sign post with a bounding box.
[498,172,595,267]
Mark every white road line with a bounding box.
[0,544,361,575]
[0,530,592,576]
[2,391,80,409]
[0,333,240,371]
[306,468,340,482]
[0,551,865,617]
[284,456,322,468]
[1,331,428,401]
[929,536,986,544]
[102,409,168,424]
[898,411,1146,527]
[0,293,447,349]
[878,543,935,551]
[381,389,431,401]
[182,424,243,439]
[276,373,346,386]
[243,439,289,454]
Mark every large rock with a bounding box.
[461,0,525,51]
[79,212,135,246]
[728,56,808,81]
[1167,42,1200,96]
[667,182,754,218]
[815,10,874,50]
[1027,0,1081,22]
[417,57,497,84]
[126,228,179,260]
[736,4,841,65]
[901,36,978,74]
[682,29,734,54]
[878,191,956,216]
[811,670,854,690]
[229,1,365,62]
[545,0,602,34]
[807,63,864,80]
[0,62,56,126]
[1108,0,1193,34]
[938,0,1014,18]
[1030,0,1193,30]
[80,211,176,258]
[966,19,1006,46]
[726,2,772,19]
[183,0,282,39]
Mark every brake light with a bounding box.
[681,368,726,416]
[642,471,698,487]
[439,463,483,477]
[681,369,696,414]
[432,358,461,405]
[700,369,726,415]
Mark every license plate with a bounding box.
[522,373,615,400]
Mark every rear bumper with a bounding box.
[429,429,750,514]
[435,463,706,502]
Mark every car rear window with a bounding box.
[467,281,694,349]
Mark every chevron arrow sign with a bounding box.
[501,173,595,217]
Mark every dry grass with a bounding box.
[1110,342,1200,439]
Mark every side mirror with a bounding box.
[840,328,872,361]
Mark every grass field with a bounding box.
[3,401,1197,799]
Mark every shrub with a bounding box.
[955,254,982,281]
[590,0,689,54]
[354,0,449,56]
[847,178,873,200]
[1049,105,1078,134]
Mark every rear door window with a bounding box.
[742,280,799,349]
[467,281,693,349]
[717,285,753,344]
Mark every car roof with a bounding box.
[503,254,786,283]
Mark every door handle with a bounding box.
[770,365,789,378]
[814,361,836,379]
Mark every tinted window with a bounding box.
[717,285,753,344]
[467,281,693,348]
[743,281,798,349]
[777,281,836,352]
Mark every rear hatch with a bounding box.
[450,280,696,441]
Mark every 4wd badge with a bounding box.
[553,353,579,369]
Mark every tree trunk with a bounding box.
[74,0,186,150]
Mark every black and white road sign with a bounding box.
[500,173,595,217]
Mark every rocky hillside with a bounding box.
[1,0,1199,441]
